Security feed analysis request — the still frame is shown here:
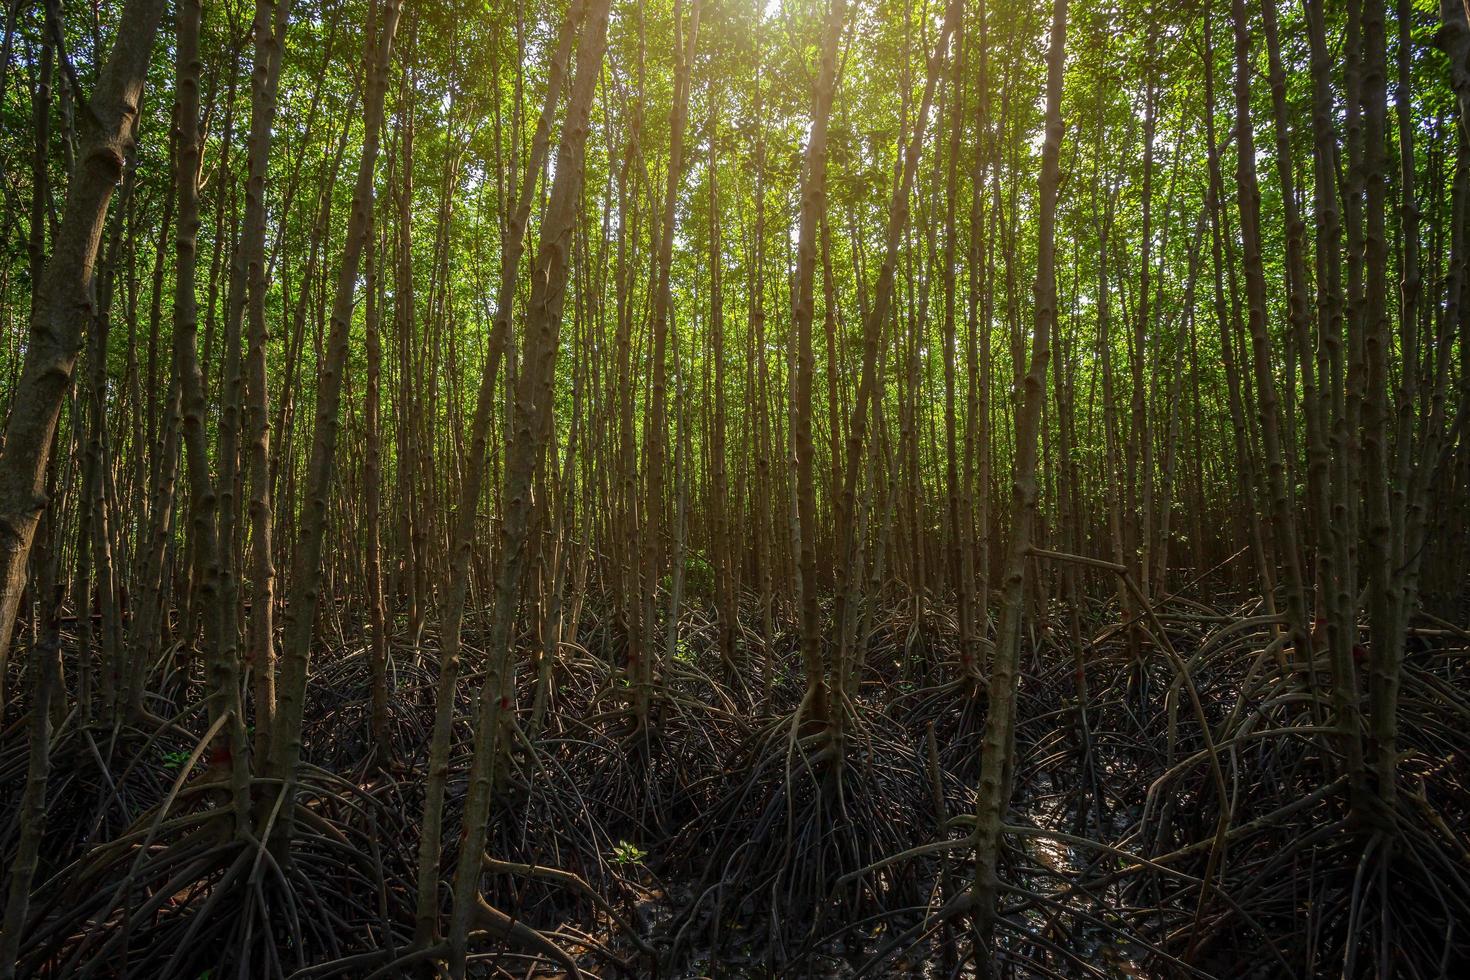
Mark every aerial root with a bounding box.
[12,765,410,980]
[661,700,933,972]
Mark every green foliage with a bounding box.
[682,554,715,600]
[609,840,647,867]
[160,750,193,771]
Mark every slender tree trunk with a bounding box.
[941,18,976,680]
[241,0,293,754]
[1202,5,1275,611]
[638,0,701,729]
[411,0,584,944]
[364,219,390,762]
[267,0,401,844]
[442,0,611,970]
[708,93,737,672]
[789,0,847,726]
[1229,0,1323,755]
[0,516,62,980]
[971,0,1066,964]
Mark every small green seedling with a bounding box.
[609,840,646,866]
[161,750,192,770]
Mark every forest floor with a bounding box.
[4,588,1469,978]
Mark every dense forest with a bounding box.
[0,0,1467,974]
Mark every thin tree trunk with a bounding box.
[1229,0,1323,761]
[0,513,62,979]
[267,0,401,843]
[412,0,585,944]
[241,0,293,753]
[637,0,701,729]
[364,217,390,762]
[789,0,846,726]
[442,0,611,969]
[971,0,1066,964]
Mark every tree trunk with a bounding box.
[441,0,612,969]
[0,0,167,694]
[267,0,402,844]
[970,0,1066,964]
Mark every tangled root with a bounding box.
[662,699,938,973]
[15,764,412,980]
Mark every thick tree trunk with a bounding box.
[0,0,167,694]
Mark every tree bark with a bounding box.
[442,0,612,970]
[970,0,1066,965]
[267,0,402,843]
[0,0,167,693]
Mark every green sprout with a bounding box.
[609,840,646,866]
